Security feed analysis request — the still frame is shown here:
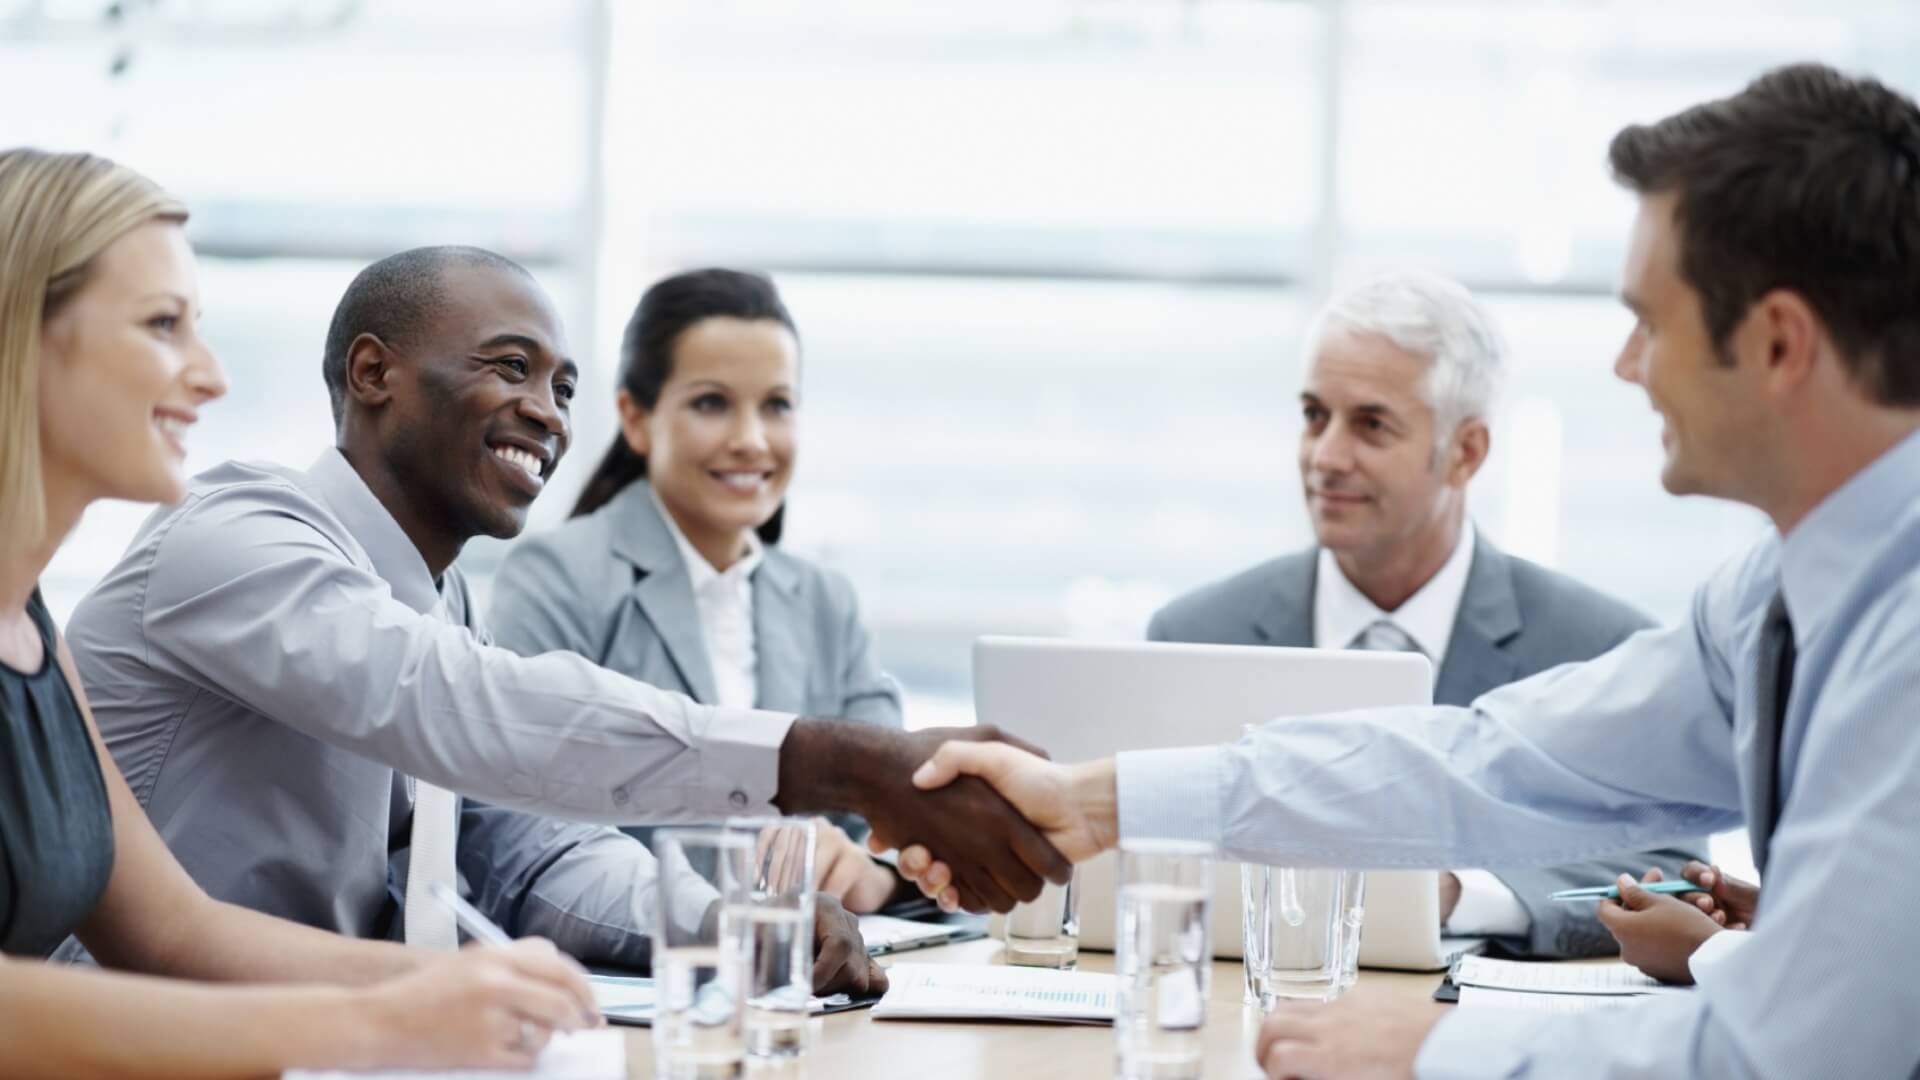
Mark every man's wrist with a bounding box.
[775,718,885,819]
[1067,758,1121,854]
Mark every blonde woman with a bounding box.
[0,148,597,1077]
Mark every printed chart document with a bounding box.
[1452,957,1684,996]
[281,1028,624,1080]
[871,963,1117,1024]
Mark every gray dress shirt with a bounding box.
[61,449,789,964]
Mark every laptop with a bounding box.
[972,635,1484,972]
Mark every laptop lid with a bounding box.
[972,636,1449,966]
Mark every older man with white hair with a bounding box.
[1147,271,1704,958]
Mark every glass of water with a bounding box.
[999,870,1079,968]
[652,828,752,1080]
[1115,838,1214,1080]
[724,816,817,1060]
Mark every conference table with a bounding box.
[616,937,1451,1078]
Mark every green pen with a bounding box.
[1550,880,1708,902]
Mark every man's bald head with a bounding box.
[322,245,533,424]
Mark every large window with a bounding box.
[14,0,1919,876]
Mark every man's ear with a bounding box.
[1447,419,1491,488]
[345,332,399,408]
[1747,288,1821,395]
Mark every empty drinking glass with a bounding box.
[651,828,753,1080]
[1241,864,1352,1005]
[1115,838,1214,1080]
[724,816,817,1060]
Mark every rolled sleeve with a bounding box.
[1445,869,1530,938]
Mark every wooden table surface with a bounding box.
[619,938,1448,1079]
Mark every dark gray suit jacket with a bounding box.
[1146,534,1707,959]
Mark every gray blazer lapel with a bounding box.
[752,552,809,713]
[607,484,719,705]
[1252,553,1318,647]
[1433,539,1523,706]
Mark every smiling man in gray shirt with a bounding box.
[60,247,1064,982]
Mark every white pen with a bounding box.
[428,879,515,946]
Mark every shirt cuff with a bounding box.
[1415,1002,1547,1080]
[1443,868,1532,937]
[1686,927,1750,989]
[684,706,796,815]
[1115,745,1222,847]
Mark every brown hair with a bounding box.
[1609,62,1920,405]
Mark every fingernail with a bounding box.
[912,762,935,786]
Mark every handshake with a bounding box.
[774,719,1121,913]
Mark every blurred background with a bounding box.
[8,1,1909,823]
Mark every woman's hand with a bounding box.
[1594,870,1723,985]
[349,939,599,1071]
[814,819,899,914]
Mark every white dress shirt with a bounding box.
[651,488,764,711]
[1312,525,1529,938]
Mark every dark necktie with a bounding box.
[1751,589,1796,875]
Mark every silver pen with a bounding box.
[428,879,514,946]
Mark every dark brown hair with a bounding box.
[571,268,796,543]
[1608,62,1920,405]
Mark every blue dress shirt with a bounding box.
[1117,428,1920,1078]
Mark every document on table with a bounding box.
[1457,986,1645,1015]
[281,1027,624,1079]
[588,974,853,1025]
[870,963,1118,1024]
[1452,956,1682,996]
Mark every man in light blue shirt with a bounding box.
[897,62,1920,1078]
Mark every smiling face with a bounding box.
[36,220,228,509]
[373,262,575,544]
[621,316,799,567]
[1298,326,1470,565]
[1613,193,1771,501]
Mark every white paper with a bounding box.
[858,913,962,951]
[1453,956,1680,996]
[1457,986,1643,1015]
[870,963,1117,1024]
[282,1028,624,1080]
[589,973,847,1024]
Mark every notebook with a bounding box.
[1450,956,1684,996]
[869,963,1118,1024]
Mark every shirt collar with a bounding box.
[648,485,763,591]
[1315,522,1476,664]
[303,448,440,614]
[1778,427,1920,648]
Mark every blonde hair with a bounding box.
[0,149,188,545]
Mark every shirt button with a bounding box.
[613,785,630,805]
[729,790,749,809]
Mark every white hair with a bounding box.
[1305,270,1507,450]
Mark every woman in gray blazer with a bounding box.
[490,268,907,913]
